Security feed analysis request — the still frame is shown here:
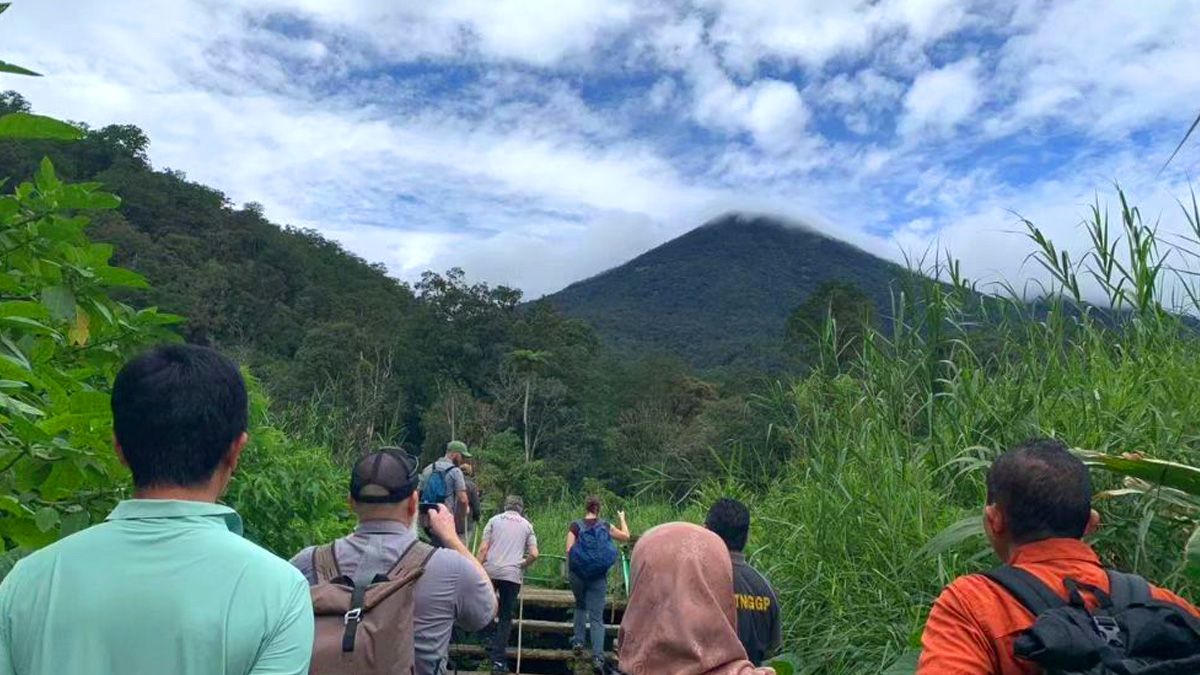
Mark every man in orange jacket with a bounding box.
[919,438,1200,674]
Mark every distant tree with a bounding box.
[507,349,551,461]
[787,280,876,366]
[0,90,30,114]
[89,124,150,164]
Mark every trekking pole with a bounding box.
[515,593,525,674]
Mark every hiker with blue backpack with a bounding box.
[566,495,631,672]
[419,441,472,544]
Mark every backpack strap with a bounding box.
[388,539,437,581]
[312,544,341,584]
[983,566,1067,615]
[1106,570,1151,608]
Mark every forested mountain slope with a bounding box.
[544,213,914,369]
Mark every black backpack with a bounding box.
[984,565,1200,674]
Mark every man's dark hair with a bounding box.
[112,344,248,488]
[705,497,750,552]
[986,438,1092,543]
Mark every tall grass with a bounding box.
[618,188,1200,673]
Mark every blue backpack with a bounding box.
[570,519,618,581]
[420,466,449,506]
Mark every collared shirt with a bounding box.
[292,519,495,675]
[0,499,313,675]
[918,538,1200,674]
[419,458,467,526]
[731,551,782,666]
[481,510,537,585]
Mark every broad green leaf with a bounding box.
[0,3,12,16]
[40,285,75,323]
[0,392,43,417]
[68,389,109,414]
[916,515,985,559]
[59,186,121,210]
[0,301,49,320]
[68,309,89,346]
[35,157,60,192]
[59,510,90,538]
[0,316,56,335]
[1076,450,1200,497]
[96,265,148,289]
[0,60,40,77]
[0,113,81,140]
[33,507,59,533]
[1186,526,1200,583]
[6,517,57,549]
[40,462,86,500]
[0,495,27,516]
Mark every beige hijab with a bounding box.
[618,522,775,675]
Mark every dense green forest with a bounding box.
[7,84,1200,675]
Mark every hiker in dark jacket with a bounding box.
[705,498,782,667]
[566,495,630,670]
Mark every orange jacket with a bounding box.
[918,538,1200,674]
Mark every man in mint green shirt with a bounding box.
[0,344,313,675]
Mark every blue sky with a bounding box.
[5,0,1200,297]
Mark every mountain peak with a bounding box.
[544,214,909,370]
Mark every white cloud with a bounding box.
[899,57,983,137]
[2,0,1198,302]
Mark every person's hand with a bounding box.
[617,510,627,522]
[429,505,460,546]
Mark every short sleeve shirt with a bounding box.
[0,499,313,675]
[420,458,467,517]
[291,520,495,675]
[481,511,538,585]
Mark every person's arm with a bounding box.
[610,510,631,542]
[916,583,996,675]
[429,505,496,625]
[566,529,577,553]
[249,576,316,675]
[523,529,540,569]
[476,518,493,564]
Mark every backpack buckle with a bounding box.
[344,607,363,625]
[1092,615,1123,647]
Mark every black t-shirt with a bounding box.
[731,552,782,666]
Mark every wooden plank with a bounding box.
[516,618,618,635]
[518,587,627,610]
[449,644,615,661]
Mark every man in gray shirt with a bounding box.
[293,449,496,675]
[420,441,471,536]
[477,496,539,673]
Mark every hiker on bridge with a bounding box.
[619,522,775,675]
[919,438,1200,674]
[419,440,472,542]
[477,495,539,674]
[566,496,630,671]
[462,462,483,548]
[706,498,782,667]
[292,448,496,675]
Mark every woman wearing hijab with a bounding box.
[618,522,776,675]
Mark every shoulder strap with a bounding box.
[1107,570,1151,607]
[312,543,341,584]
[982,566,1067,615]
[388,539,436,580]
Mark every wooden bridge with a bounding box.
[449,556,629,674]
